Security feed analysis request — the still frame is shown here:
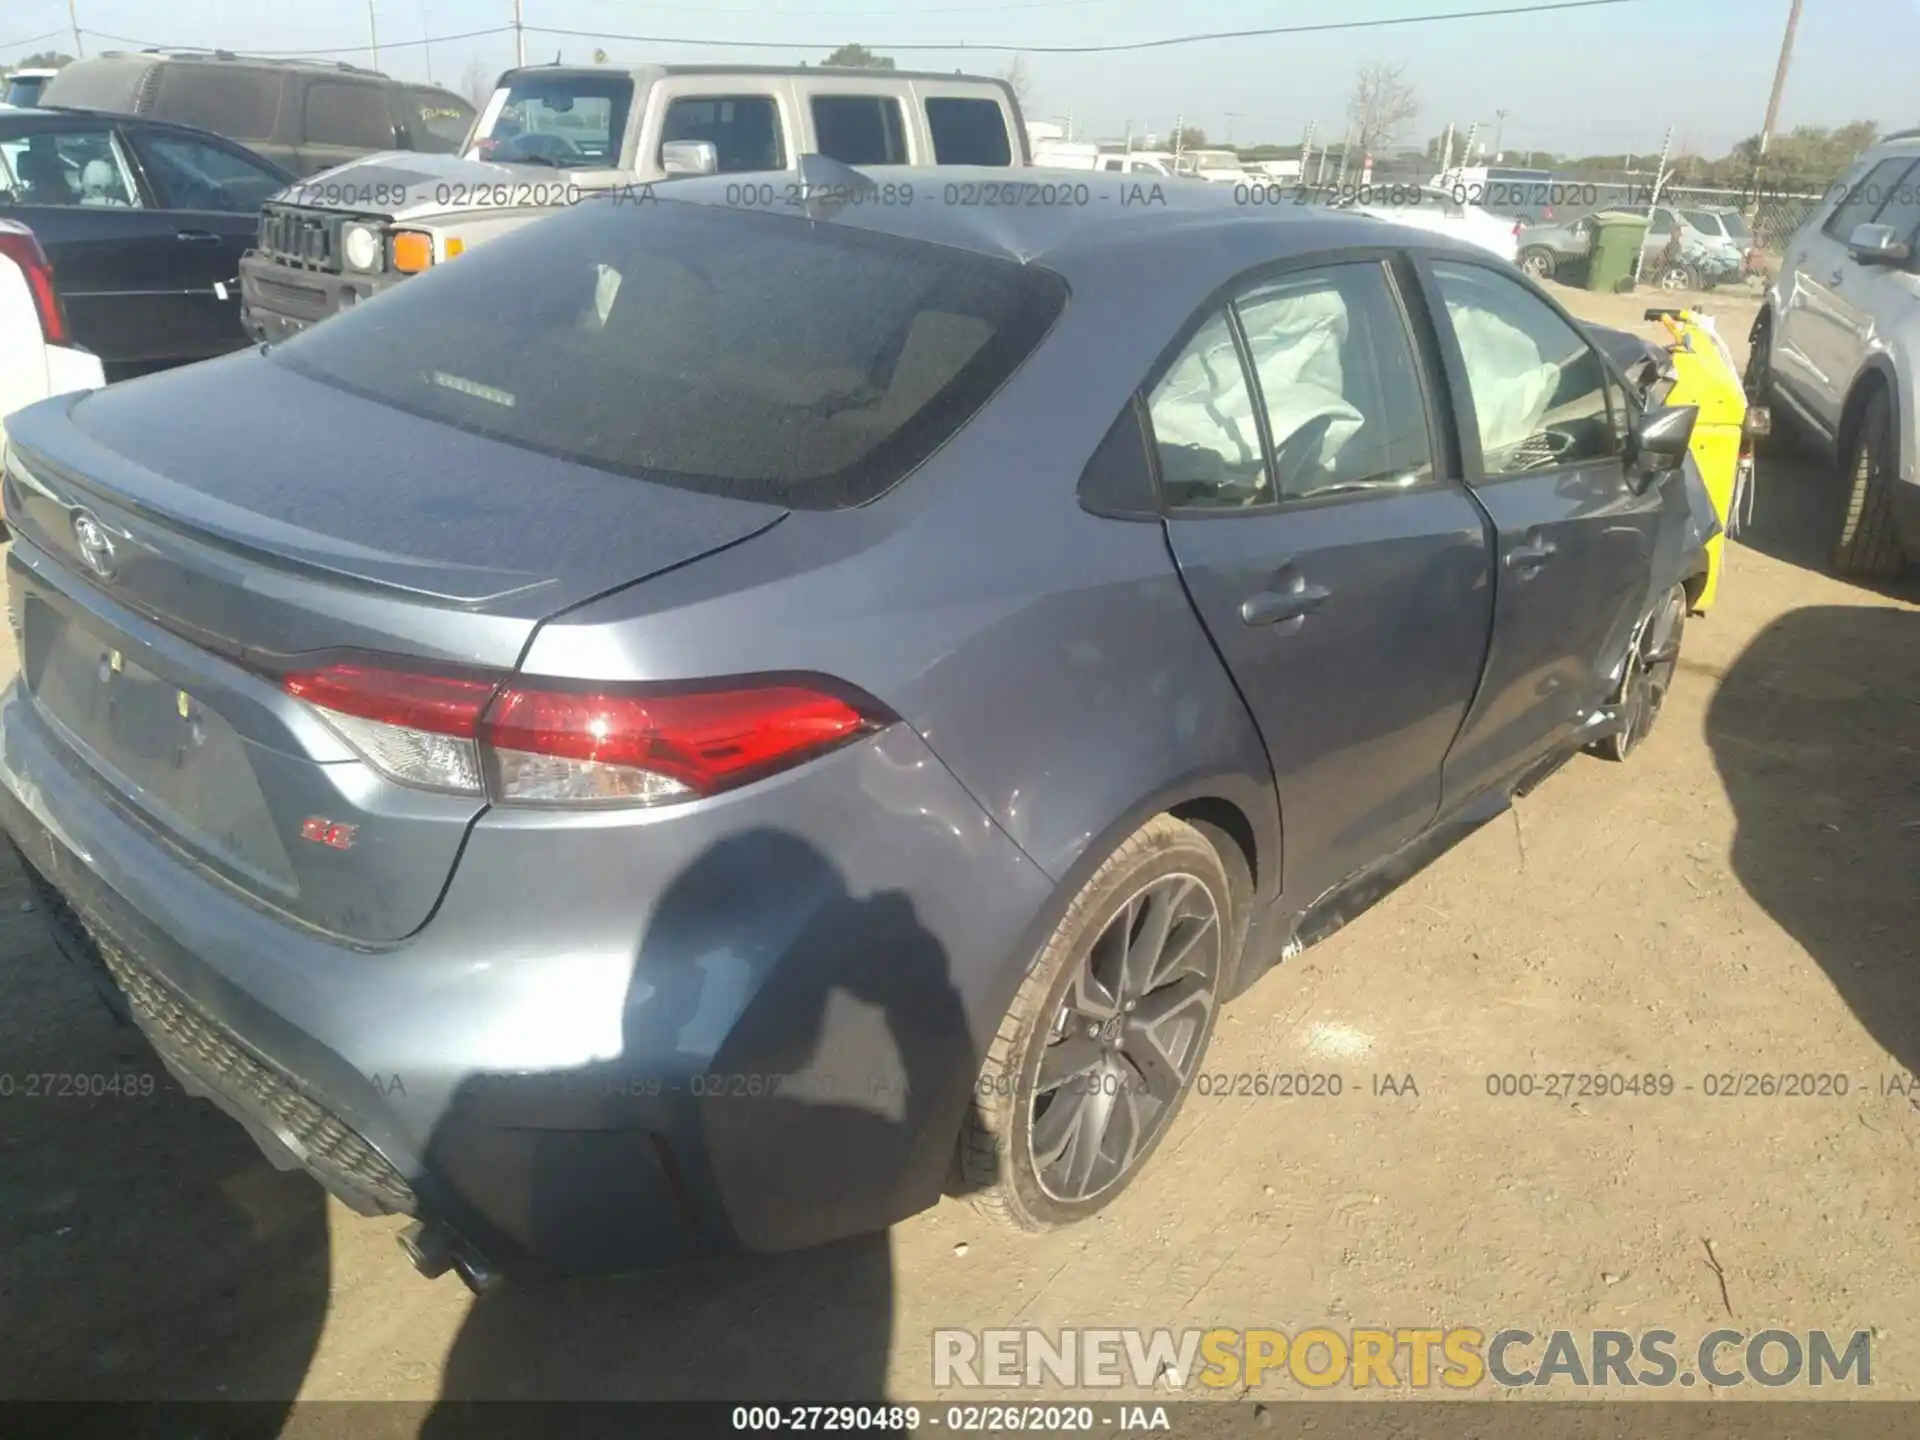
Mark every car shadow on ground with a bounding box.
[0,849,329,1419]
[421,827,975,1418]
[1706,603,1920,1080]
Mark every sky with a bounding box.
[3,0,1914,158]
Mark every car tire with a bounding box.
[1519,247,1557,281]
[1592,584,1687,763]
[1833,389,1907,578]
[1657,263,1698,292]
[960,814,1234,1232]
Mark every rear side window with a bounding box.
[405,89,475,152]
[925,98,1012,166]
[152,65,281,142]
[1824,157,1917,240]
[304,81,394,150]
[660,96,783,173]
[270,202,1067,509]
[812,96,909,165]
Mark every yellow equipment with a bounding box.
[1637,307,1764,613]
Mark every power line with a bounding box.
[0,28,69,51]
[67,0,1640,67]
[579,0,1146,14]
[80,24,515,56]
[526,0,1642,55]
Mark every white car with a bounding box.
[1341,186,1520,264]
[0,220,105,460]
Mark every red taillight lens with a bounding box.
[483,684,874,805]
[282,663,879,806]
[0,229,70,346]
[284,664,496,736]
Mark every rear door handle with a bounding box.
[175,230,222,243]
[1241,581,1331,627]
[1505,538,1558,571]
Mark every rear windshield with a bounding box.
[475,74,631,166]
[270,201,1067,509]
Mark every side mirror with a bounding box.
[1624,403,1698,484]
[660,140,718,177]
[1847,221,1911,267]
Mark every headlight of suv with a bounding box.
[341,222,383,273]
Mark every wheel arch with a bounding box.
[1840,354,1904,477]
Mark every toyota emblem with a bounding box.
[72,510,117,580]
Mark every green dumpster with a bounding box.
[1587,211,1652,293]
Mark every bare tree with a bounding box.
[1000,54,1033,112]
[1346,60,1420,159]
[460,54,497,109]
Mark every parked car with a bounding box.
[1094,152,1172,176]
[3,68,61,109]
[36,52,474,179]
[1518,203,1752,289]
[239,63,1028,343]
[0,173,1717,1286]
[0,219,105,453]
[1338,186,1520,264]
[1749,130,1920,576]
[0,106,293,370]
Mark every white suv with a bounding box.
[1749,132,1920,576]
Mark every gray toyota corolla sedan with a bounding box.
[0,167,1718,1287]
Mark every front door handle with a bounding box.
[175,230,222,243]
[1505,538,1558,572]
[1241,581,1331,627]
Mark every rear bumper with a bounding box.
[238,253,405,342]
[0,671,1053,1277]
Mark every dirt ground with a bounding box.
[1,281,1916,1414]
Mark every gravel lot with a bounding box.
[0,282,1915,1414]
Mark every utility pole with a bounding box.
[513,0,526,67]
[1173,112,1185,168]
[1335,119,1357,188]
[1749,0,1804,211]
[1492,108,1509,162]
[368,0,380,70]
[1440,121,1456,177]
[1299,120,1316,180]
[67,0,84,56]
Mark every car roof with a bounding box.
[638,164,1497,278]
[493,62,1012,87]
[70,50,397,78]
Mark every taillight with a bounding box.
[0,228,70,345]
[281,662,882,806]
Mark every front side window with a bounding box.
[477,75,632,166]
[1146,311,1271,509]
[130,130,284,212]
[1430,259,1614,476]
[925,97,1011,166]
[0,127,142,208]
[1232,262,1433,500]
[659,96,783,173]
[812,96,909,165]
[1823,157,1917,240]
[269,202,1065,509]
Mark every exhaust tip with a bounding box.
[397,1219,454,1280]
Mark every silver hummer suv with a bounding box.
[239,62,1027,342]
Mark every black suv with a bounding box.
[36,52,475,178]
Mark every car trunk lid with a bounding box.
[1,357,786,941]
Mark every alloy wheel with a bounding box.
[1027,872,1221,1204]
[1617,587,1686,755]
